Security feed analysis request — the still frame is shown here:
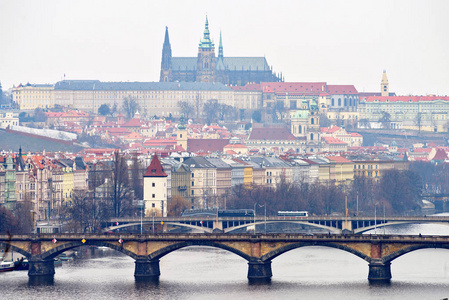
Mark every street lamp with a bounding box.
[374,203,377,234]
[138,200,144,235]
[254,202,266,234]
[152,210,155,234]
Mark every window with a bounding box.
[152,194,155,198]
[152,203,155,208]
[152,182,155,187]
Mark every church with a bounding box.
[160,17,282,86]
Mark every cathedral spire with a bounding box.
[218,31,223,58]
[160,26,172,82]
[199,15,214,49]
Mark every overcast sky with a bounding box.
[1,0,448,96]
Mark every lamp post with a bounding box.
[264,204,267,234]
[138,200,144,235]
[374,203,377,234]
[152,210,155,234]
[253,202,257,234]
[254,202,266,234]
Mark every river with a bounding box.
[2,223,449,299]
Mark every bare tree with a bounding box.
[203,99,220,124]
[131,153,143,200]
[177,101,195,119]
[168,195,190,216]
[111,151,134,218]
[194,93,202,119]
[379,111,391,129]
[122,96,140,119]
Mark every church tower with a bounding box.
[143,154,168,217]
[196,16,216,83]
[381,70,389,97]
[177,119,188,151]
[160,26,172,82]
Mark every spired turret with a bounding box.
[160,26,172,82]
[381,70,389,97]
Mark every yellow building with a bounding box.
[62,169,74,204]
[243,165,253,186]
[12,83,54,110]
[353,160,408,180]
[326,156,354,184]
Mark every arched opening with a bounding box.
[40,241,138,261]
[387,247,449,283]
[268,245,367,283]
[154,245,248,282]
[0,242,32,259]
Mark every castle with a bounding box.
[160,16,282,86]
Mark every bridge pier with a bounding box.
[247,260,272,282]
[134,258,160,280]
[368,261,391,282]
[28,258,55,284]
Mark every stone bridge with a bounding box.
[2,233,449,283]
[106,216,449,234]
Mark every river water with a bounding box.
[2,223,449,300]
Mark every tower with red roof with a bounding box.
[143,154,168,217]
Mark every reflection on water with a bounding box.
[2,223,449,299]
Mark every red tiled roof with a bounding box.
[260,82,327,95]
[188,139,230,153]
[323,137,347,145]
[350,132,363,137]
[326,156,352,163]
[364,96,449,103]
[122,118,143,127]
[230,83,262,91]
[432,148,448,161]
[248,127,296,140]
[321,126,342,134]
[143,154,167,177]
[414,148,432,153]
[326,85,358,95]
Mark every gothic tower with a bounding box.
[196,16,216,83]
[381,70,389,97]
[160,26,172,82]
[215,31,228,84]
[143,154,168,217]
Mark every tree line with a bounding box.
[227,168,422,217]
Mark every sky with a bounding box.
[1,0,448,96]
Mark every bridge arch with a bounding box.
[39,241,139,260]
[354,221,449,234]
[147,241,251,261]
[382,243,449,264]
[261,242,370,263]
[0,242,32,259]
[225,221,341,233]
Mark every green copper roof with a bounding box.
[218,31,223,58]
[199,15,214,49]
[291,110,309,119]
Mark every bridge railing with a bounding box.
[3,233,449,243]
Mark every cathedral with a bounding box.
[160,17,282,86]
